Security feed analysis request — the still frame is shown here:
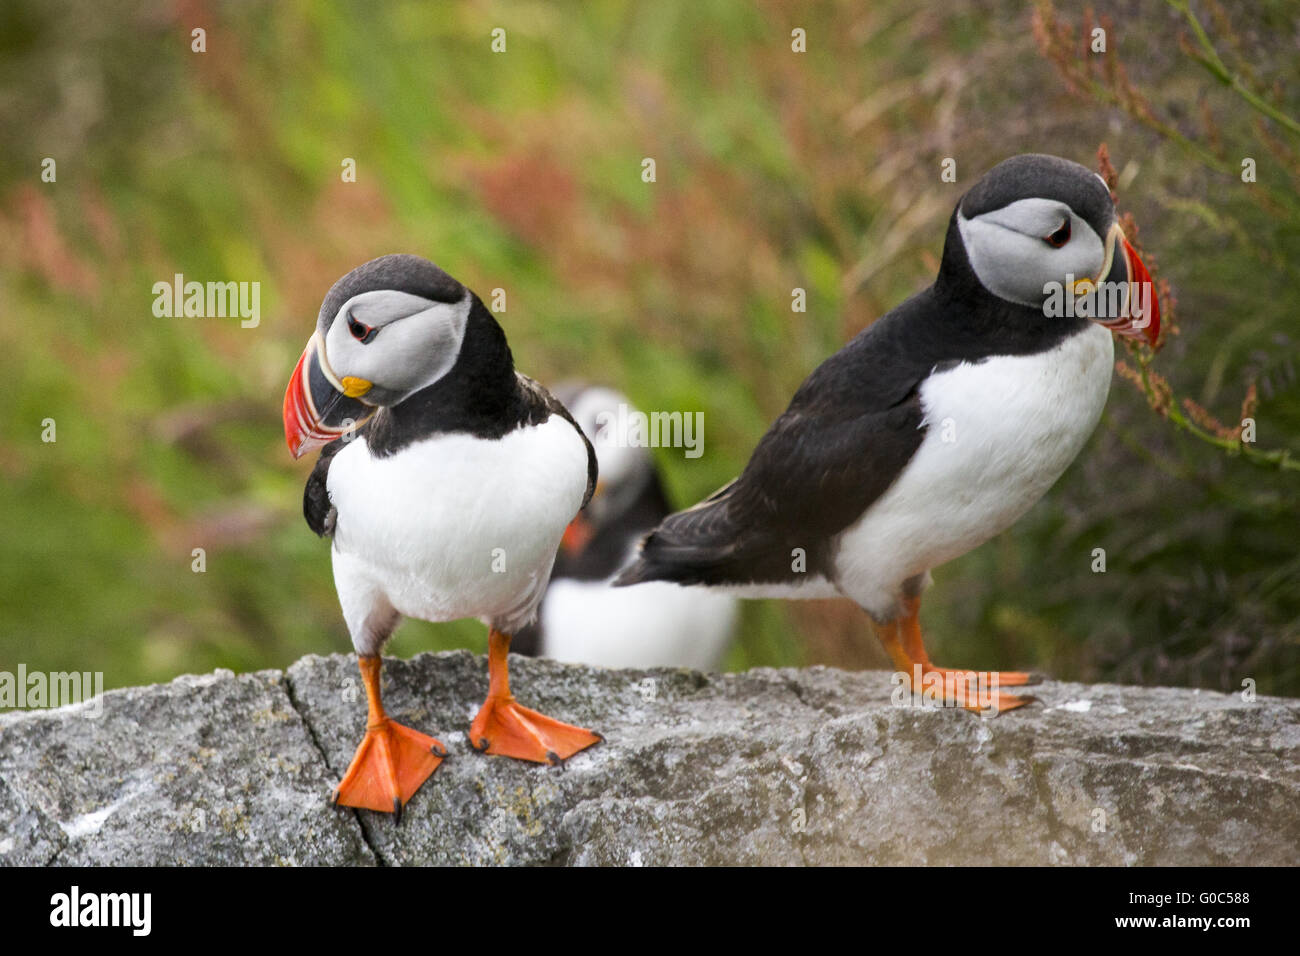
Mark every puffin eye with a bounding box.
[347,314,378,344]
[1043,219,1071,248]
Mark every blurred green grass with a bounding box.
[1,0,1297,695]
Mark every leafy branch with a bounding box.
[1035,0,1300,475]
[1166,0,1300,138]
[1095,143,1298,473]
[1032,1,1300,217]
[1116,350,1298,472]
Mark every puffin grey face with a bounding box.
[284,254,472,458]
[958,195,1109,307]
[955,154,1160,344]
[319,289,471,407]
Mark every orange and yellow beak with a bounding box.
[1086,225,1161,347]
[283,332,375,459]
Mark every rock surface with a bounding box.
[2,650,1297,865]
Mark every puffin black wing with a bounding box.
[303,431,361,538]
[614,293,943,589]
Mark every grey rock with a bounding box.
[0,668,374,865]
[0,774,67,866]
[3,650,1297,865]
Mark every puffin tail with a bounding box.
[611,536,676,587]
[610,532,705,588]
[612,480,748,588]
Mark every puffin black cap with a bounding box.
[960,153,1115,239]
[315,254,467,337]
[942,153,1160,345]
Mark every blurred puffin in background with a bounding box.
[616,154,1160,713]
[284,254,602,818]
[515,384,737,670]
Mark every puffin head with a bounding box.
[284,254,475,458]
[946,153,1159,345]
[552,383,656,554]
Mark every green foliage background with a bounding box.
[1,0,1297,696]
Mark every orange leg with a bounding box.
[469,628,603,765]
[873,596,1037,715]
[333,655,446,818]
[874,617,914,673]
[899,595,1037,687]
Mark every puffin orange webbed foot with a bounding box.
[927,666,1043,688]
[468,695,602,765]
[331,657,445,820]
[469,628,603,765]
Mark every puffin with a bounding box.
[615,154,1160,713]
[513,384,737,670]
[283,254,602,817]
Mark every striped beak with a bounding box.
[1084,224,1161,347]
[283,332,375,459]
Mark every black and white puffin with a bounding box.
[284,254,602,816]
[514,384,737,669]
[615,154,1160,713]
